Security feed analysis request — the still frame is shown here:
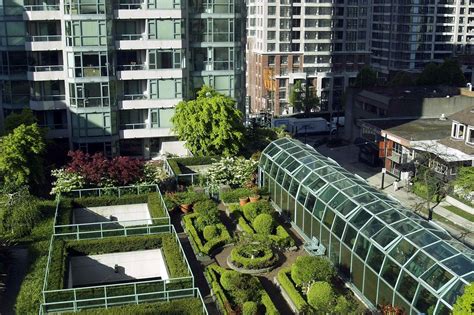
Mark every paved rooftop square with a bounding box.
[73,203,152,226]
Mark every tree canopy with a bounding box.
[354,66,377,88]
[171,86,244,156]
[455,167,474,193]
[417,59,466,86]
[0,123,46,189]
[452,283,473,314]
[3,109,37,135]
[289,80,320,115]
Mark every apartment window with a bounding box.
[451,122,466,140]
[279,90,286,100]
[280,56,288,65]
[69,82,110,107]
[467,127,474,145]
[267,31,276,40]
[268,19,276,27]
[148,19,183,40]
[149,78,183,99]
[66,20,107,46]
[267,43,276,51]
[268,6,276,15]
[64,0,106,14]
[148,49,183,69]
[68,51,108,77]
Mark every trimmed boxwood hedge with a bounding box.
[277,267,309,312]
[62,297,204,314]
[46,234,189,292]
[221,188,253,204]
[230,243,276,270]
[168,156,219,175]
[183,213,231,255]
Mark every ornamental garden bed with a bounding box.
[228,201,295,249]
[220,187,270,206]
[54,192,169,237]
[165,156,219,186]
[204,264,279,315]
[42,232,195,313]
[227,242,278,274]
[275,256,363,314]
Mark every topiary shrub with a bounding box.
[203,225,218,241]
[242,200,273,222]
[253,213,275,235]
[193,199,218,215]
[291,256,335,286]
[220,270,261,305]
[242,301,258,315]
[194,208,220,231]
[307,281,334,312]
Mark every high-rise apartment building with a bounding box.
[0,0,243,158]
[371,0,474,76]
[247,0,474,116]
[246,0,371,116]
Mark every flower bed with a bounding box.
[182,213,231,256]
[204,264,279,315]
[229,204,295,249]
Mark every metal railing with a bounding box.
[164,159,201,186]
[117,64,147,71]
[120,123,148,130]
[27,35,61,42]
[116,34,145,40]
[123,94,147,100]
[24,4,60,11]
[31,94,65,101]
[115,2,143,9]
[28,65,63,72]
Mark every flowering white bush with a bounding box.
[50,168,85,195]
[205,157,258,192]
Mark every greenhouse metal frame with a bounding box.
[259,138,472,314]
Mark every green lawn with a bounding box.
[444,205,474,222]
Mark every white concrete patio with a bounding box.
[72,203,152,226]
[68,249,169,288]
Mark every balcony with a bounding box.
[25,35,62,51]
[116,64,183,80]
[23,4,61,20]
[30,95,66,110]
[115,34,183,50]
[40,124,68,139]
[119,94,180,109]
[114,4,181,19]
[27,65,64,81]
[119,123,172,139]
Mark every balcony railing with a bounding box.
[120,123,148,129]
[28,65,63,72]
[116,34,146,40]
[117,64,147,71]
[31,95,65,101]
[27,35,61,42]
[39,123,67,130]
[24,4,60,11]
[123,94,147,100]
[115,2,143,9]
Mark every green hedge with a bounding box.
[161,234,190,278]
[168,156,219,175]
[277,267,309,312]
[230,244,275,270]
[71,194,149,208]
[261,291,279,315]
[63,297,204,314]
[221,188,253,203]
[183,213,231,255]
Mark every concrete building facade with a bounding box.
[0,0,243,158]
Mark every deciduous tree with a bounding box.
[171,86,244,156]
[354,66,377,88]
[3,109,37,134]
[289,80,320,116]
[452,283,473,314]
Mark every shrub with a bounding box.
[307,281,334,312]
[220,270,241,291]
[269,226,295,248]
[174,190,208,205]
[0,187,41,237]
[242,301,258,315]
[334,295,351,313]
[183,214,230,255]
[253,213,275,235]
[277,268,309,312]
[221,188,253,203]
[261,292,279,315]
[194,207,220,231]
[242,200,273,222]
[220,270,261,305]
[70,194,148,208]
[203,225,218,241]
[230,243,276,270]
[193,199,218,215]
[291,256,335,286]
[161,234,190,277]
[147,193,168,224]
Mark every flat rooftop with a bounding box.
[68,249,169,288]
[359,85,460,99]
[362,118,452,141]
[73,203,152,227]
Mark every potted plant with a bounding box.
[249,194,260,203]
[239,196,249,206]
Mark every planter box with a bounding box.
[274,276,303,315]
[446,195,474,215]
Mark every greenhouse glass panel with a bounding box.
[281,188,289,212]
[366,245,385,273]
[311,216,320,239]
[421,264,454,291]
[303,207,312,236]
[318,185,339,203]
[373,227,399,248]
[288,178,299,196]
[269,163,279,177]
[322,208,336,229]
[391,219,421,235]
[322,171,347,183]
[435,302,451,315]
[352,193,377,205]
[282,173,291,189]
[304,193,316,211]
[321,225,330,247]
[263,159,272,172]
[297,186,308,204]
[285,160,301,174]
[343,225,357,249]
[343,184,367,196]
[354,235,371,261]
[329,235,340,265]
[304,159,325,169]
[361,218,384,238]
[352,255,364,291]
[327,192,348,209]
[340,245,351,278]
[364,266,378,305]
[442,280,466,305]
[397,271,418,303]
[332,215,346,238]
[335,198,358,216]
[377,209,405,224]
[280,156,295,168]
[289,195,296,220]
[274,152,290,165]
[314,165,335,177]
[408,230,439,248]
[350,209,372,229]
[275,168,285,185]
[378,280,394,306]
[443,254,473,276]
[393,293,411,315]
[365,200,391,214]
[264,146,280,158]
[389,239,417,265]
[405,251,435,277]
[294,166,311,182]
[332,179,356,190]
[313,199,326,219]
[425,241,459,261]
[414,286,437,314]
[307,177,327,193]
[275,183,282,206]
[380,257,401,287]
[463,272,473,282]
[285,146,302,154]
[296,202,304,228]
[263,142,277,155]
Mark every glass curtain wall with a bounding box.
[259,138,473,315]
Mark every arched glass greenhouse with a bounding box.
[259,138,472,314]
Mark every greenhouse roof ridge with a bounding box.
[259,137,473,312]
